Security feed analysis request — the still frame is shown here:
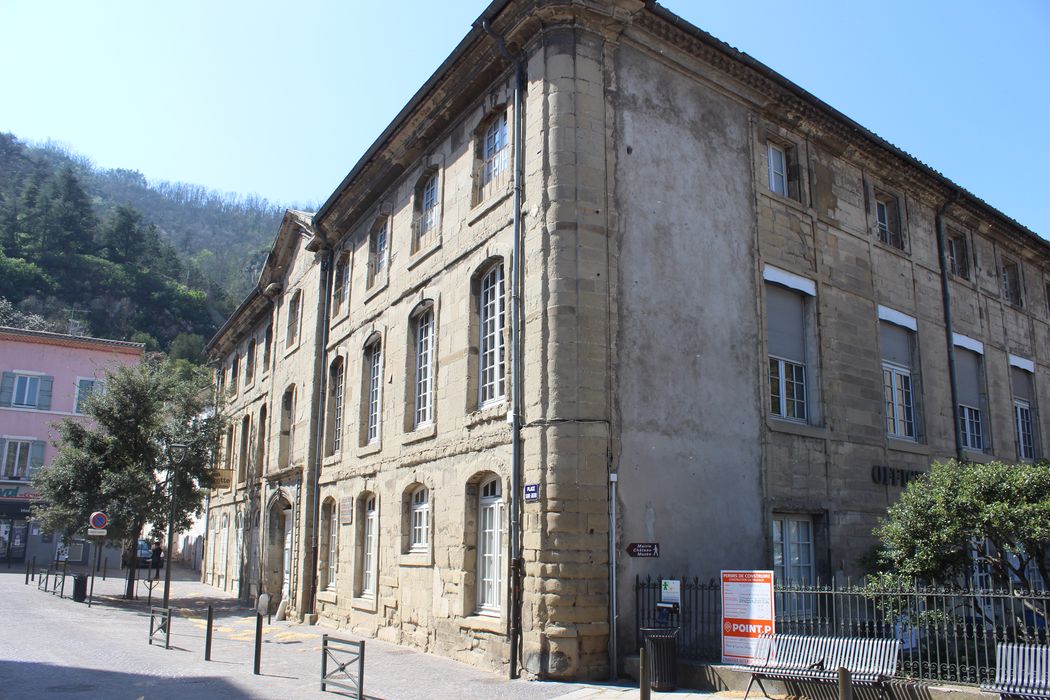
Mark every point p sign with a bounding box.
[89,511,108,529]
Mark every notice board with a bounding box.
[720,570,775,665]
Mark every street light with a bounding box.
[162,442,189,609]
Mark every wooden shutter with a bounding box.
[37,375,54,410]
[0,372,14,406]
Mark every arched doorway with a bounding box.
[265,492,293,611]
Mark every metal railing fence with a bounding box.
[636,576,1050,685]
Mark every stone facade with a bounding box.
[204,0,1050,682]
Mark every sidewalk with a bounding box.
[0,564,720,699]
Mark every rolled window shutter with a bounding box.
[37,375,54,410]
[0,439,6,473]
[0,372,14,406]
[766,284,806,363]
[879,323,912,368]
[29,440,46,476]
[1011,367,1033,402]
[954,348,982,407]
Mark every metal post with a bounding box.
[31,556,36,581]
[320,634,328,691]
[102,557,107,581]
[838,667,853,700]
[89,542,101,607]
[639,645,650,700]
[253,613,262,675]
[205,605,213,661]
[24,558,30,585]
[358,641,365,700]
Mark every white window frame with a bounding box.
[322,502,338,591]
[409,487,430,553]
[767,142,788,197]
[477,477,504,614]
[1014,400,1035,461]
[365,341,382,444]
[286,291,301,347]
[331,360,345,453]
[418,173,439,245]
[1002,260,1023,307]
[333,254,350,314]
[74,377,102,415]
[959,404,984,451]
[478,265,506,407]
[772,515,815,585]
[947,232,970,279]
[362,496,377,598]
[883,364,915,440]
[13,374,40,408]
[768,356,806,422]
[479,111,509,196]
[2,439,32,479]
[368,219,389,288]
[414,310,434,428]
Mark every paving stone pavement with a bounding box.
[0,564,717,699]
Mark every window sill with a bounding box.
[283,342,300,359]
[468,189,512,227]
[350,595,377,613]
[887,438,930,455]
[467,402,508,429]
[872,238,910,259]
[317,590,338,605]
[322,453,342,468]
[460,613,504,634]
[962,448,993,463]
[407,238,442,270]
[403,423,437,445]
[766,418,827,440]
[357,441,382,458]
[364,277,389,304]
[399,551,433,567]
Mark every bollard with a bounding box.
[639,645,650,700]
[31,557,36,581]
[25,559,30,585]
[205,606,214,661]
[253,613,263,675]
[838,667,853,700]
[102,557,107,581]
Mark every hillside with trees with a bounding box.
[0,132,292,354]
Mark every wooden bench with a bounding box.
[981,643,1050,699]
[744,634,901,700]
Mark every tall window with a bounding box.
[409,486,430,553]
[365,339,382,444]
[320,499,338,591]
[14,374,40,407]
[772,515,815,584]
[1002,260,1023,306]
[417,172,440,248]
[230,354,239,392]
[256,405,267,474]
[286,291,301,346]
[2,440,41,480]
[766,283,808,422]
[245,340,256,383]
[479,265,506,406]
[74,378,101,414]
[767,142,788,197]
[263,324,273,369]
[477,111,509,202]
[880,319,918,440]
[279,386,295,468]
[874,191,903,249]
[224,426,235,471]
[367,218,389,289]
[414,309,435,428]
[238,416,250,483]
[955,347,985,451]
[361,495,377,597]
[327,358,345,455]
[333,254,350,315]
[947,230,970,279]
[1012,366,1036,461]
[477,477,503,613]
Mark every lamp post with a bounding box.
[162,442,189,609]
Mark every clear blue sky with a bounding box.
[2,1,1047,235]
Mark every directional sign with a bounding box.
[626,542,660,558]
[87,528,107,536]
[89,511,108,529]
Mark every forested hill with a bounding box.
[0,132,290,356]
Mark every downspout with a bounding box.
[306,242,335,616]
[480,17,525,680]
[608,472,618,679]
[934,191,964,461]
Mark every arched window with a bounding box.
[477,476,504,613]
[263,323,273,369]
[238,415,250,483]
[362,337,382,444]
[412,306,435,428]
[246,339,256,383]
[367,217,389,289]
[478,264,506,406]
[409,486,430,553]
[326,357,345,455]
[279,385,295,468]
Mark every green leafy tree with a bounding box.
[875,459,1050,590]
[33,359,224,598]
[168,333,206,364]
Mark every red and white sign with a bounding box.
[721,570,775,665]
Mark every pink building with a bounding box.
[0,326,143,565]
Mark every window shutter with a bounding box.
[0,439,6,471]
[29,440,46,476]
[879,323,912,368]
[37,375,54,410]
[955,348,982,407]
[0,372,14,407]
[1011,367,1033,402]
[766,284,806,363]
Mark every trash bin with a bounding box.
[641,627,678,692]
[72,574,88,603]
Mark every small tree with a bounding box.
[33,358,224,598]
[875,459,1050,590]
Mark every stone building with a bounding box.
[204,0,1050,681]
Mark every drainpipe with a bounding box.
[306,242,335,616]
[934,191,963,462]
[480,17,525,680]
[608,472,618,678]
